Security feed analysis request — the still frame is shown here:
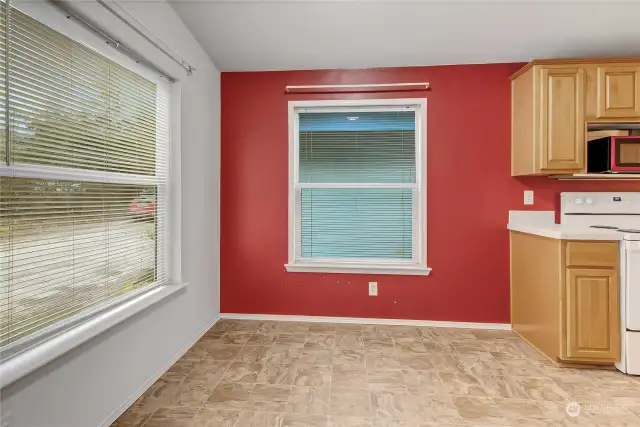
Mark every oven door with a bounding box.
[612,137,640,172]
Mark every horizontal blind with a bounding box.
[299,112,415,184]
[301,188,414,259]
[9,8,160,176]
[0,7,169,352]
[0,179,159,346]
[298,111,416,260]
[0,1,5,163]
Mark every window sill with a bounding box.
[285,263,432,276]
[0,282,188,389]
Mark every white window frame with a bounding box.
[0,2,185,389]
[285,98,431,276]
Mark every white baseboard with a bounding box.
[98,314,220,427]
[220,313,510,330]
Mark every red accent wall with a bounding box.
[220,64,640,324]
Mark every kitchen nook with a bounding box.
[508,57,640,375]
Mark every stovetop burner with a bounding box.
[590,225,620,230]
[618,229,640,234]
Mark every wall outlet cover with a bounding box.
[524,190,534,205]
[369,282,378,296]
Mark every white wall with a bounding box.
[0,1,220,426]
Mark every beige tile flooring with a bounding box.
[112,319,640,427]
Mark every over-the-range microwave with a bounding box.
[588,136,640,173]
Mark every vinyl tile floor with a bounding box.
[111,319,640,427]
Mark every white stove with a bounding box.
[561,192,640,374]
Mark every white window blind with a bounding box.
[288,100,428,275]
[0,5,170,355]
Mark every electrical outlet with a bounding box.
[369,282,378,296]
[524,190,534,205]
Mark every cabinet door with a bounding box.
[565,268,620,361]
[596,65,640,119]
[539,67,585,171]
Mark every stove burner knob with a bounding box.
[574,198,584,205]
[585,198,594,205]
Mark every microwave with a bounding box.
[588,136,640,173]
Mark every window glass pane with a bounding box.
[0,5,169,356]
[0,177,157,347]
[9,8,157,175]
[299,111,416,184]
[301,188,414,260]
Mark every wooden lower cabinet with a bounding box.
[510,231,620,365]
[563,268,620,361]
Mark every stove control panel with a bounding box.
[563,193,640,213]
[561,193,640,229]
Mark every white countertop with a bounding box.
[507,210,627,241]
[508,223,627,240]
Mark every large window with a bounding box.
[0,5,171,356]
[286,99,429,275]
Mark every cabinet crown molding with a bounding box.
[511,57,640,80]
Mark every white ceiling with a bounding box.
[168,0,640,72]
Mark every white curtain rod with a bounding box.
[48,0,196,81]
[96,0,196,76]
[286,82,431,92]
[49,0,175,82]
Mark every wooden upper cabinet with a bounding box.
[564,268,620,361]
[511,58,640,176]
[595,65,640,119]
[511,65,586,175]
[539,67,586,171]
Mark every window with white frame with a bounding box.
[0,4,172,357]
[286,99,430,275]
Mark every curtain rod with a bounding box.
[48,0,175,82]
[285,82,431,94]
[48,0,195,82]
[96,0,195,76]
